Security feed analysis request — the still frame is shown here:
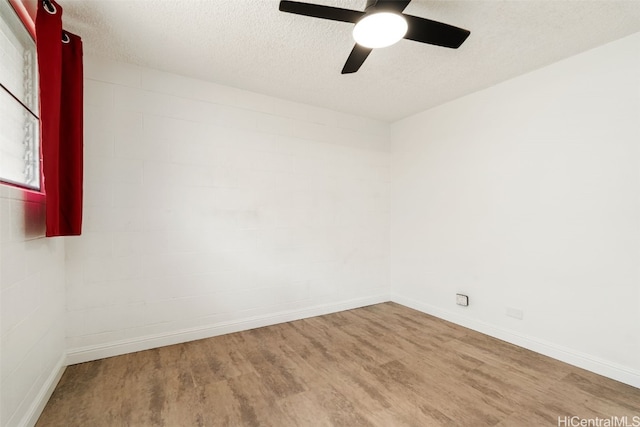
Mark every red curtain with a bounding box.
[36,0,83,236]
[58,32,83,235]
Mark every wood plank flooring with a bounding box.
[37,303,640,426]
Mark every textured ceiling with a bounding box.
[56,0,640,122]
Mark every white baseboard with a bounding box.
[391,293,640,389]
[18,292,638,427]
[19,354,66,427]
[67,294,390,365]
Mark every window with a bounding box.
[0,0,39,190]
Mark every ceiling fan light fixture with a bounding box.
[353,12,408,49]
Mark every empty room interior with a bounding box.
[1,0,640,426]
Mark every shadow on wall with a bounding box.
[23,190,46,238]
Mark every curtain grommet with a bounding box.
[43,0,56,15]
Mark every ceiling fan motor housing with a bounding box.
[365,0,398,13]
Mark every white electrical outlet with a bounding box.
[506,307,524,320]
[456,294,469,306]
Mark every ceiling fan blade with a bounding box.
[279,1,364,23]
[341,44,373,74]
[403,15,470,48]
[374,0,411,13]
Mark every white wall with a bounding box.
[390,32,640,386]
[0,186,66,427]
[66,57,391,362]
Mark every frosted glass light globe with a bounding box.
[353,12,408,49]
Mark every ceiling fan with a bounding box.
[279,0,470,74]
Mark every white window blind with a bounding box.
[0,0,39,190]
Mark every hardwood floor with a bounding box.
[37,303,640,426]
